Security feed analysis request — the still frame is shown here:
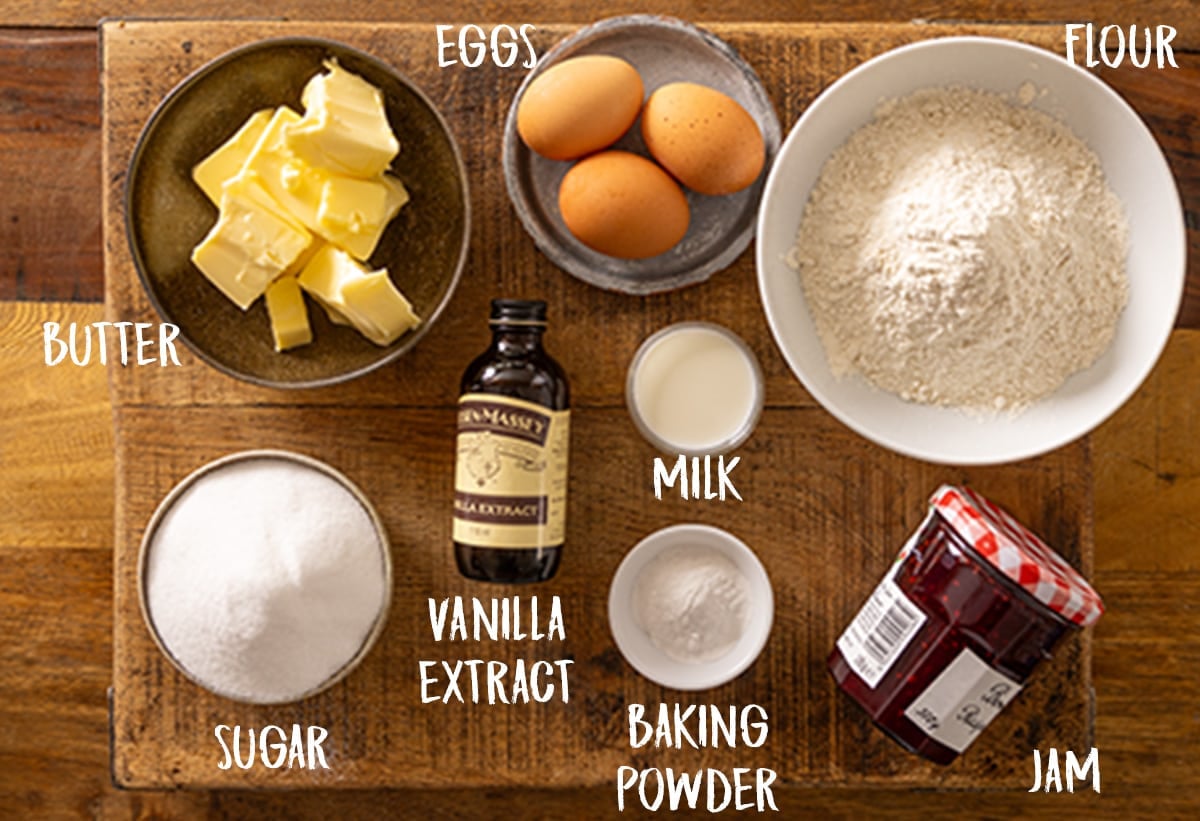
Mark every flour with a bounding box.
[790,86,1128,411]
[633,545,748,664]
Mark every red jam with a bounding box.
[829,487,1101,765]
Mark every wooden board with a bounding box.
[104,21,1096,789]
[16,2,1200,35]
[10,302,1200,816]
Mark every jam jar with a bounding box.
[829,485,1104,765]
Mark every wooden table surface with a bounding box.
[2,1,1198,818]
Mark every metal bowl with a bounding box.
[503,15,780,295]
[125,37,469,388]
[138,449,392,704]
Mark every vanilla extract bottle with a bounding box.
[453,300,571,583]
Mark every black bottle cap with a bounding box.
[489,299,547,327]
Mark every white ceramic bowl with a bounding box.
[756,36,1186,465]
[608,524,773,691]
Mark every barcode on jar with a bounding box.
[836,575,927,688]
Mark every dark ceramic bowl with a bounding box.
[126,37,469,388]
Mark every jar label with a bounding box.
[836,575,927,689]
[453,393,570,550]
[903,648,1024,753]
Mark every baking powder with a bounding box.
[633,545,749,664]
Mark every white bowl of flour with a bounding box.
[757,36,1185,465]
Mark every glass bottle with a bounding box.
[452,299,570,583]
[828,485,1102,764]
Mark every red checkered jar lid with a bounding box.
[930,485,1104,627]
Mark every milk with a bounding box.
[628,323,762,453]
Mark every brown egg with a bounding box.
[558,150,690,259]
[517,55,644,161]
[641,82,765,196]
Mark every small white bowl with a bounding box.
[756,36,1186,465]
[608,524,773,691]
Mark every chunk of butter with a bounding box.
[321,303,354,327]
[189,63,414,352]
[296,244,370,331]
[297,245,419,346]
[192,108,273,205]
[296,244,358,304]
[282,236,324,280]
[264,276,313,352]
[286,59,400,178]
[237,106,401,259]
[190,188,312,310]
[340,269,421,346]
[316,173,409,260]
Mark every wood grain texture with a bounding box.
[0,301,1196,814]
[5,0,1200,34]
[1094,330,1200,572]
[103,22,1100,790]
[0,548,118,819]
[0,30,102,302]
[110,405,1094,789]
[0,302,113,549]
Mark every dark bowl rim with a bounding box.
[123,35,471,390]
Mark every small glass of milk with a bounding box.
[625,322,764,455]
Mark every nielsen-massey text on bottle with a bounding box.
[453,300,570,583]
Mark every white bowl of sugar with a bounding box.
[756,36,1186,465]
[138,450,392,705]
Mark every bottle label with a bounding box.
[903,648,1024,753]
[453,393,570,550]
[836,574,927,689]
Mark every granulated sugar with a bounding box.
[144,455,388,704]
[790,86,1129,411]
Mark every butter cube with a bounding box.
[264,276,313,352]
[383,174,410,214]
[322,303,354,327]
[222,171,309,234]
[297,245,369,330]
[282,236,324,279]
[192,108,273,204]
[339,269,421,346]
[286,59,400,178]
[235,107,319,220]
[296,244,361,305]
[297,245,419,346]
[190,191,312,310]
[238,106,398,256]
[316,173,408,260]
